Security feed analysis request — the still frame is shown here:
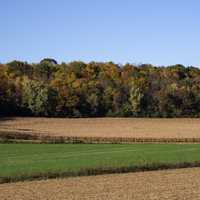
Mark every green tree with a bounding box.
[22,78,49,116]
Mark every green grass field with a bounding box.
[1,143,200,182]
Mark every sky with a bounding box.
[0,0,200,66]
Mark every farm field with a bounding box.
[1,167,200,200]
[1,117,200,139]
[1,143,200,182]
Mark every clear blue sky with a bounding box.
[0,0,200,66]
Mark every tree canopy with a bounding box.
[0,60,200,117]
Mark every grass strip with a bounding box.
[1,143,200,183]
[1,132,200,144]
[1,162,200,184]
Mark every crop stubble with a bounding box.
[0,168,200,200]
[1,117,200,139]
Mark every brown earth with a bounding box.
[1,168,200,200]
[1,117,200,139]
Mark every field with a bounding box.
[1,143,200,183]
[1,168,200,200]
[1,118,200,143]
[1,117,200,199]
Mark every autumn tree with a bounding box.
[1,60,200,118]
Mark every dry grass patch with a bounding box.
[1,168,200,200]
[1,117,200,139]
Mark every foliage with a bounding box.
[1,60,200,117]
[21,78,49,116]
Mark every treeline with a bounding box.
[1,58,200,117]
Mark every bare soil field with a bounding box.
[1,117,200,139]
[0,168,200,200]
